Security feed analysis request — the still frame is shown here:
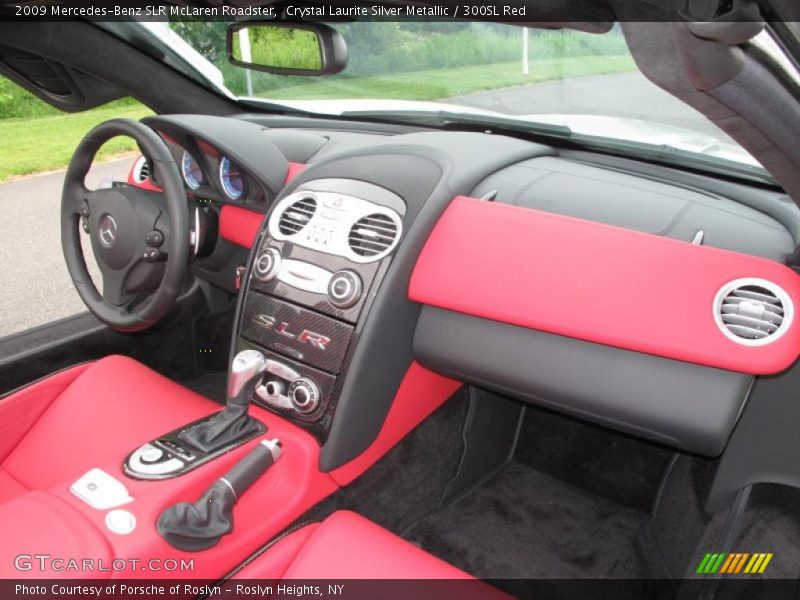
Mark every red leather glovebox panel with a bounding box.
[409,196,800,375]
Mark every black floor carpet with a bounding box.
[407,460,660,581]
[515,406,675,513]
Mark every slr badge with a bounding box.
[253,314,331,351]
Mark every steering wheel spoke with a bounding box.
[61,119,190,332]
[100,268,136,307]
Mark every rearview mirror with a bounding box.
[226,22,348,76]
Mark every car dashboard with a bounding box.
[132,113,800,472]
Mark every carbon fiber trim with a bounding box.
[239,340,336,429]
[241,292,353,374]
[249,239,380,324]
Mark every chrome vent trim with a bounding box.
[278,197,317,236]
[713,278,794,346]
[348,213,399,258]
[132,156,150,184]
[267,190,404,263]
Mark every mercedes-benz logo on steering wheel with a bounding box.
[98,214,117,248]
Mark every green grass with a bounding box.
[0,102,152,182]
[262,55,635,101]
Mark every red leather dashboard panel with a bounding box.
[219,204,263,249]
[330,362,462,486]
[218,161,306,249]
[409,196,800,375]
[285,161,306,183]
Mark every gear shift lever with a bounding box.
[228,350,269,406]
[178,350,268,454]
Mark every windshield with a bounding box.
[125,21,769,178]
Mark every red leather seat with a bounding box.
[0,355,220,504]
[234,510,472,579]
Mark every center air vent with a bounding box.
[714,278,794,346]
[278,197,317,235]
[267,189,405,263]
[348,213,399,259]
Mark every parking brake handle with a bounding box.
[156,438,283,552]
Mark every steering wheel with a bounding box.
[61,119,190,332]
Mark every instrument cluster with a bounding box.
[166,135,267,208]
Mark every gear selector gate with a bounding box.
[123,350,270,479]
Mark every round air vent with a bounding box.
[348,213,400,259]
[714,278,794,346]
[132,156,151,184]
[278,197,317,236]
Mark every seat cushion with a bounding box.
[0,355,219,501]
[0,363,91,464]
[235,511,472,580]
[0,468,27,505]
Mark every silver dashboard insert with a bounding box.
[713,278,794,346]
[268,190,403,263]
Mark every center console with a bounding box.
[234,178,407,442]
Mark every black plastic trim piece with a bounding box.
[413,307,752,457]
[122,412,266,481]
[440,387,525,505]
[706,356,800,510]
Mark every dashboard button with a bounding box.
[105,509,136,535]
[143,247,161,262]
[141,447,164,463]
[328,270,363,309]
[323,196,346,210]
[145,230,164,247]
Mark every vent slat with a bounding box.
[721,304,783,323]
[349,229,395,242]
[721,314,780,332]
[731,288,781,305]
[134,158,151,184]
[717,282,787,344]
[279,198,317,236]
[358,218,397,229]
[725,324,771,339]
[347,238,390,250]
[722,297,783,315]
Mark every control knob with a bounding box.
[254,247,282,282]
[289,378,320,414]
[328,269,363,309]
